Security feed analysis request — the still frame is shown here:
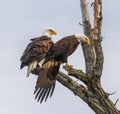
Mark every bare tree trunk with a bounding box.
[57,0,120,114]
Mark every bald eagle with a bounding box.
[20,27,57,76]
[33,34,90,103]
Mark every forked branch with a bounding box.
[56,0,120,113]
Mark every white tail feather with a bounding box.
[27,60,38,77]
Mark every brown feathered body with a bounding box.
[45,35,79,63]
[33,35,80,103]
[20,36,53,70]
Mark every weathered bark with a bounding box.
[56,0,120,114]
[57,66,120,114]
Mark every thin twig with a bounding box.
[114,99,119,106]
[108,91,117,96]
[79,22,83,26]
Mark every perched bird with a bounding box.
[33,34,90,103]
[20,27,57,76]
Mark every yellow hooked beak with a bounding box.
[52,30,57,35]
[85,39,90,45]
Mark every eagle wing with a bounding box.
[34,63,60,103]
[20,36,53,69]
[46,38,70,60]
[44,36,74,64]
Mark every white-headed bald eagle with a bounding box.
[20,27,57,76]
[32,34,90,103]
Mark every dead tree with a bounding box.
[56,0,120,114]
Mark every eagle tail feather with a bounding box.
[27,60,38,77]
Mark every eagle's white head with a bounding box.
[75,34,90,45]
[42,27,57,37]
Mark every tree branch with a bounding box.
[92,0,104,78]
[92,0,102,40]
[80,0,95,76]
[57,71,88,102]
[57,69,120,114]
[63,65,89,84]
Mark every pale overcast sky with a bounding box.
[0,0,120,114]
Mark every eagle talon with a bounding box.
[65,63,72,69]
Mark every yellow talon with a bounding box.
[65,63,72,69]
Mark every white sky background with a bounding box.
[0,0,120,114]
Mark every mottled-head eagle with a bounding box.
[33,34,90,103]
[20,27,57,76]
